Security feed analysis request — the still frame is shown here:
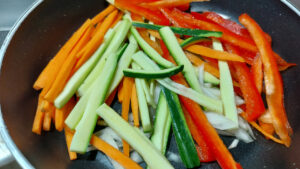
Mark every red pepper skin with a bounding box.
[160,40,240,169]
[239,13,292,147]
[193,12,251,38]
[160,8,194,28]
[182,106,215,162]
[224,43,266,121]
[169,8,258,52]
[115,0,169,25]
[251,54,263,93]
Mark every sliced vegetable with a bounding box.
[115,0,170,25]
[182,107,215,162]
[70,44,127,153]
[90,135,142,169]
[132,22,222,37]
[131,26,173,68]
[96,104,174,169]
[160,27,202,93]
[151,92,172,155]
[213,39,238,128]
[225,43,266,121]
[78,19,131,96]
[33,19,92,90]
[132,51,223,113]
[204,72,220,85]
[180,36,210,48]
[74,10,118,71]
[240,13,292,146]
[162,86,200,168]
[54,28,116,108]
[123,65,184,79]
[140,0,208,9]
[132,62,152,132]
[121,77,134,156]
[131,83,140,127]
[64,128,77,160]
[107,35,138,95]
[161,45,240,169]
[32,95,45,135]
[91,5,116,24]
[55,98,76,131]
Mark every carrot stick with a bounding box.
[111,12,124,28]
[33,19,92,90]
[131,83,140,127]
[186,45,246,62]
[121,77,134,156]
[43,111,52,131]
[91,5,116,24]
[64,127,77,160]
[74,10,118,71]
[139,29,163,55]
[248,121,284,145]
[55,98,76,132]
[141,0,208,8]
[90,22,102,38]
[90,135,142,169]
[185,52,219,78]
[118,79,124,102]
[105,88,117,106]
[43,24,94,102]
[32,95,45,135]
[274,52,297,71]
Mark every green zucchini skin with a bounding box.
[132,22,222,38]
[123,65,184,79]
[162,86,200,168]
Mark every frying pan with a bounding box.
[0,0,300,168]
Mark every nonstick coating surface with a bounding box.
[0,0,300,168]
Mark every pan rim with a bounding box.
[0,0,43,168]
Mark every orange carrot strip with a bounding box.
[65,127,77,160]
[111,12,124,28]
[43,25,94,102]
[55,98,76,132]
[74,10,118,71]
[141,0,208,8]
[139,29,163,55]
[43,111,52,131]
[91,5,116,24]
[121,77,134,156]
[131,83,140,127]
[33,19,92,90]
[186,45,246,62]
[118,79,124,102]
[32,95,45,135]
[90,135,142,169]
[259,121,275,136]
[249,121,284,145]
[185,52,219,78]
[105,88,117,106]
[40,100,51,112]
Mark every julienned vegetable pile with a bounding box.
[31,0,296,169]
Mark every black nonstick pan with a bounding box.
[0,0,300,168]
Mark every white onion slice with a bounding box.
[228,139,239,149]
[205,112,238,130]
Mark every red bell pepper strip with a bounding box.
[115,0,169,25]
[251,54,263,93]
[239,13,292,147]
[140,0,207,9]
[160,39,241,169]
[160,8,193,28]
[169,8,258,52]
[182,106,215,162]
[224,43,266,121]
